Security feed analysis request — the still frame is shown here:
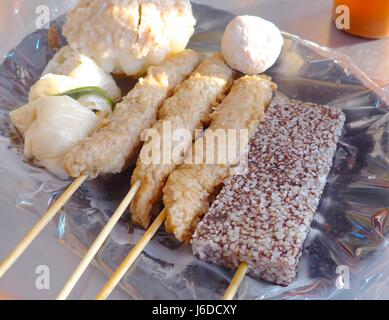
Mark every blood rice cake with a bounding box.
[191,99,345,286]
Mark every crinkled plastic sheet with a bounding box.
[1,3,389,300]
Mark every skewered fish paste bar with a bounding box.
[163,75,277,242]
[131,54,233,228]
[64,49,200,178]
[192,100,345,286]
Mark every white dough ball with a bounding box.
[221,15,283,75]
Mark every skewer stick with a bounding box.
[0,175,87,279]
[57,180,141,300]
[96,208,167,300]
[223,262,248,300]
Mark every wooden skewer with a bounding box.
[96,204,248,301]
[223,262,248,300]
[96,208,167,300]
[96,207,248,300]
[0,175,87,279]
[56,180,141,300]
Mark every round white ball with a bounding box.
[221,15,283,75]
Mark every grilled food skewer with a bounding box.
[194,100,345,299]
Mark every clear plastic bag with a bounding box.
[0,3,389,299]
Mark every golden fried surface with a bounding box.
[63,49,200,178]
[163,75,277,242]
[131,54,233,228]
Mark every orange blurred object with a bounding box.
[0,292,14,300]
[333,0,389,38]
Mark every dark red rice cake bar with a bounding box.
[191,99,345,286]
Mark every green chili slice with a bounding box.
[57,86,115,110]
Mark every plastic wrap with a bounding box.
[0,3,389,299]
